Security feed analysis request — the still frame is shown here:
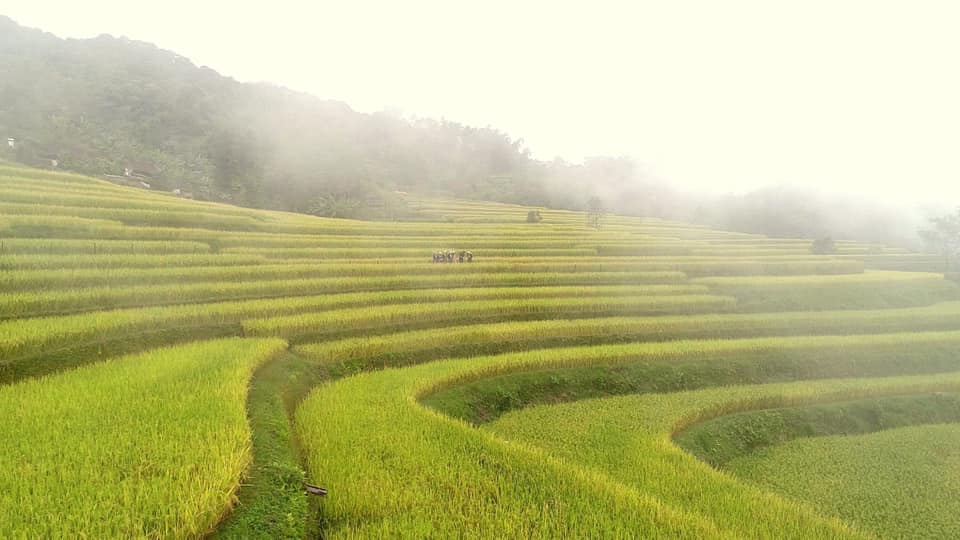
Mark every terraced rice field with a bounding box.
[1,163,958,538]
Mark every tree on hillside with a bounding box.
[810,235,838,255]
[208,128,264,205]
[380,190,412,222]
[586,196,606,229]
[306,192,363,219]
[526,210,543,223]
[919,209,960,274]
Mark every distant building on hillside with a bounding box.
[109,162,159,189]
[6,138,14,149]
[124,162,159,182]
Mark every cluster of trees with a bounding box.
[1,17,606,218]
[810,236,838,255]
[0,17,735,224]
[920,209,960,274]
[683,187,926,249]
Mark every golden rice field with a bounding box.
[1,163,958,539]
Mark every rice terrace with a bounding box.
[1,161,960,539]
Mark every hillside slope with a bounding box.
[0,16,570,213]
[1,163,959,538]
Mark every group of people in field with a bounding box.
[432,250,474,263]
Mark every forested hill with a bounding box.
[1,15,644,218]
[0,16,932,249]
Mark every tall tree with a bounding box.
[586,196,606,229]
[919,209,960,274]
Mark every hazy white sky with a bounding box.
[5,1,960,205]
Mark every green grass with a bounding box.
[484,370,960,540]
[0,186,273,219]
[727,424,960,539]
[0,262,696,291]
[0,338,286,538]
[0,257,863,293]
[838,253,948,272]
[0,252,271,270]
[0,271,689,317]
[0,287,690,370]
[696,271,960,310]
[0,205,266,232]
[298,302,960,376]
[0,162,952,537]
[300,333,955,538]
[245,294,736,341]
[223,246,600,258]
[675,393,960,467]
[297,366,728,538]
[0,237,211,255]
[421,331,960,423]
[211,352,320,540]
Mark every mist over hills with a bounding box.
[0,15,933,247]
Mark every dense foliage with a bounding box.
[0,338,285,537]
[727,424,960,539]
[920,208,960,272]
[0,16,636,216]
